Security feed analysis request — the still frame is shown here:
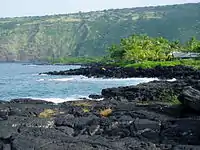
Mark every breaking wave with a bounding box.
[26,95,103,104]
[36,75,159,83]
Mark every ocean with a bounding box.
[0,63,158,103]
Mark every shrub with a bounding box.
[82,108,90,113]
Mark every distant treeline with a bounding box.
[0,2,200,61]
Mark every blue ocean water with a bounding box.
[0,63,158,103]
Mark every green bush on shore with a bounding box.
[106,34,200,69]
[123,59,200,69]
[46,34,200,69]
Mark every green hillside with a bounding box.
[0,3,200,61]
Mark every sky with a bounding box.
[1,0,200,18]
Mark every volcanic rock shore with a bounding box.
[0,65,200,150]
[44,65,200,79]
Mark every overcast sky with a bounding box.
[1,0,200,18]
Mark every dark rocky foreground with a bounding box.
[43,65,200,79]
[1,79,200,150]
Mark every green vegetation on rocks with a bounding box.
[107,34,200,69]
[108,34,200,61]
[123,59,200,69]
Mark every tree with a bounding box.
[107,34,179,62]
[187,37,200,52]
[108,44,125,61]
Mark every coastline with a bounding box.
[0,65,200,149]
[44,64,200,79]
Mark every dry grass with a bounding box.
[38,109,57,118]
[100,108,112,117]
[73,102,92,107]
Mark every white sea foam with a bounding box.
[42,75,159,83]
[36,77,74,82]
[82,77,159,82]
[27,65,38,67]
[37,79,45,82]
[40,98,77,103]
[27,95,100,104]
[167,78,177,82]
[157,78,177,82]
[48,78,75,82]
[39,74,48,76]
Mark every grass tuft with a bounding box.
[38,109,57,118]
[123,59,200,69]
[82,108,90,113]
[100,108,112,117]
[170,95,181,105]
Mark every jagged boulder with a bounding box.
[0,108,9,120]
[178,86,200,112]
[101,80,188,102]
[10,98,53,104]
[88,94,103,99]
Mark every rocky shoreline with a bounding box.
[43,65,200,79]
[1,65,200,149]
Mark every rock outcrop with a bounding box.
[44,65,200,79]
[0,78,200,149]
[178,86,200,112]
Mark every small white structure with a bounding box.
[171,52,200,59]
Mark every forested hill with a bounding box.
[0,3,200,61]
